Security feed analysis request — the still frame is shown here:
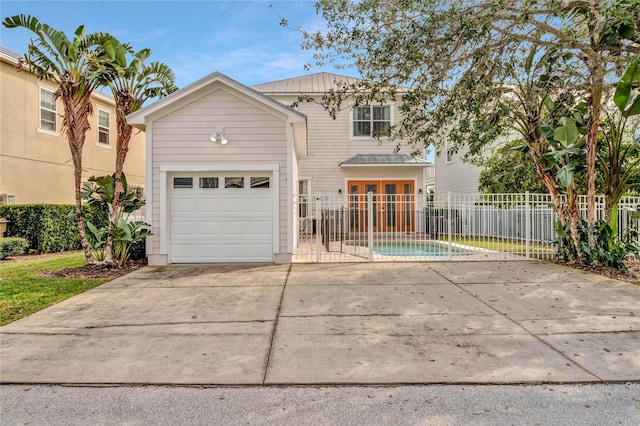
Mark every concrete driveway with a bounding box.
[1,261,639,385]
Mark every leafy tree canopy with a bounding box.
[297,0,640,153]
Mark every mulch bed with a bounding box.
[557,258,640,285]
[41,259,147,279]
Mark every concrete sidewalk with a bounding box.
[1,261,639,385]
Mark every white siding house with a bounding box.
[127,72,306,265]
[128,71,434,265]
[433,141,483,196]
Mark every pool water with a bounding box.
[372,242,465,256]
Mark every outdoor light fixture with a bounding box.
[210,128,228,145]
[338,188,342,194]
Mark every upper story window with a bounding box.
[446,141,454,163]
[98,109,110,145]
[39,88,57,132]
[352,105,392,138]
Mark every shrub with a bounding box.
[0,205,108,254]
[0,237,28,260]
[556,219,639,270]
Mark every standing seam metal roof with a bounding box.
[339,154,431,166]
[251,72,363,94]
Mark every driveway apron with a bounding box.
[1,261,638,385]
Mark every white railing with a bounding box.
[294,193,640,263]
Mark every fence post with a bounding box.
[315,194,321,263]
[448,192,452,260]
[525,191,531,259]
[367,192,374,261]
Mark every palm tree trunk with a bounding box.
[105,94,137,265]
[586,67,604,247]
[60,84,96,264]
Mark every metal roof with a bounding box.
[251,72,363,94]
[339,154,431,167]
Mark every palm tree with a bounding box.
[99,43,177,263]
[3,15,117,264]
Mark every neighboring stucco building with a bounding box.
[0,46,146,205]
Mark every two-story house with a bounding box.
[0,46,146,205]
[433,141,483,197]
[127,71,432,264]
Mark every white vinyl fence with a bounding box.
[294,193,640,263]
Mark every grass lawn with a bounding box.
[0,252,110,326]
[439,237,555,255]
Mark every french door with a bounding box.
[348,180,415,232]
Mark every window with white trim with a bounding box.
[446,141,454,163]
[98,109,110,145]
[352,105,391,138]
[39,88,57,131]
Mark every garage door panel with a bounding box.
[223,198,250,213]
[222,220,250,236]
[249,221,272,236]
[172,221,197,235]
[172,244,206,262]
[198,244,225,259]
[173,198,197,213]
[197,198,223,213]
[197,221,223,235]
[248,244,273,258]
[249,198,272,212]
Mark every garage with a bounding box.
[170,172,274,263]
[126,72,307,265]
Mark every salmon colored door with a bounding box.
[348,180,414,232]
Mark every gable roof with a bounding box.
[340,154,431,167]
[251,72,363,95]
[126,71,307,158]
[128,71,306,126]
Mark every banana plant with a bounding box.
[540,105,589,252]
[112,219,151,267]
[80,173,148,265]
[599,60,640,233]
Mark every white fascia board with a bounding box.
[127,71,305,126]
[159,164,280,172]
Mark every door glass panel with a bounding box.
[365,184,377,227]
[173,177,193,189]
[225,177,244,188]
[350,185,359,228]
[404,183,412,226]
[385,184,396,227]
[250,177,270,188]
[200,177,218,189]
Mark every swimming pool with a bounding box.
[372,242,466,256]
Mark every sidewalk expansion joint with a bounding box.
[262,264,290,385]
[279,313,494,319]
[83,320,274,329]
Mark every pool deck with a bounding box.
[293,236,539,262]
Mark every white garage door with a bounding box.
[170,173,273,263]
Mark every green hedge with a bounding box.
[0,237,28,259]
[0,204,107,254]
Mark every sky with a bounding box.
[0,0,358,88]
